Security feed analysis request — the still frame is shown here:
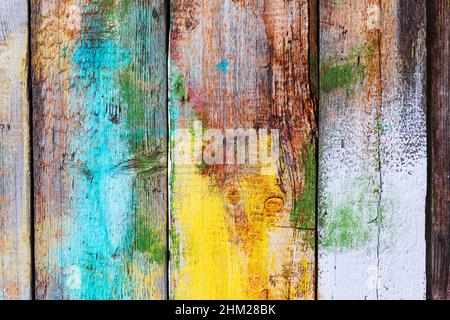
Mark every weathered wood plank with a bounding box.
[31,0,167,299]
[428,0,450,300]
[319,0,427,299]
[170,0,318,299]
[0,0,31,300]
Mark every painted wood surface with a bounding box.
[0,0,444,302]
[319,0,427,299]
[31,0,167,299]
[169,0,318,300]
[428,0,450,300]
[0,0,32,300]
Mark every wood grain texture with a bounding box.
[318,0,427,299]
[169,0,318,300]
[428,0,450,300]
[0,0,31,300]
[31,0,167,299]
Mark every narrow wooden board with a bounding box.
[319,0,427,299]
[428,0,450,300]
[0,0,31,300]
[31,0,167,299]
[169,0,318,300]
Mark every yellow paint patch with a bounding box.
[171,165,245,299]
[128,256,165,300]
[171,165,314,299]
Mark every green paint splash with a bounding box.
[321,206,371,250]
[169,224,181,269]
[321,61,365,93]
[134,215,166,264]
[320,174,384,251]
[291,143,316,230]
[172,74,187,101]
[320,43,376,93]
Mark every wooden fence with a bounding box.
[0,0,448,300]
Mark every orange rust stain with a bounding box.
[5,284,20,300]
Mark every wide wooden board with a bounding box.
[169,0,318,300]
[32,0,167,299]
[319,0,427,299]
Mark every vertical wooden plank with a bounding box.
[170,0,318,299]
[428,0,450,300]
[0,0,31,300]
[32,0,167,299]
[319,0,427,299]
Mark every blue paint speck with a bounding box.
[216,59,229,74]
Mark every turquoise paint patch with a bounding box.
[63,5,134,300]
[380,123,392,132]
[216,59,229,74]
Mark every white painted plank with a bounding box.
[318,0,426,300]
